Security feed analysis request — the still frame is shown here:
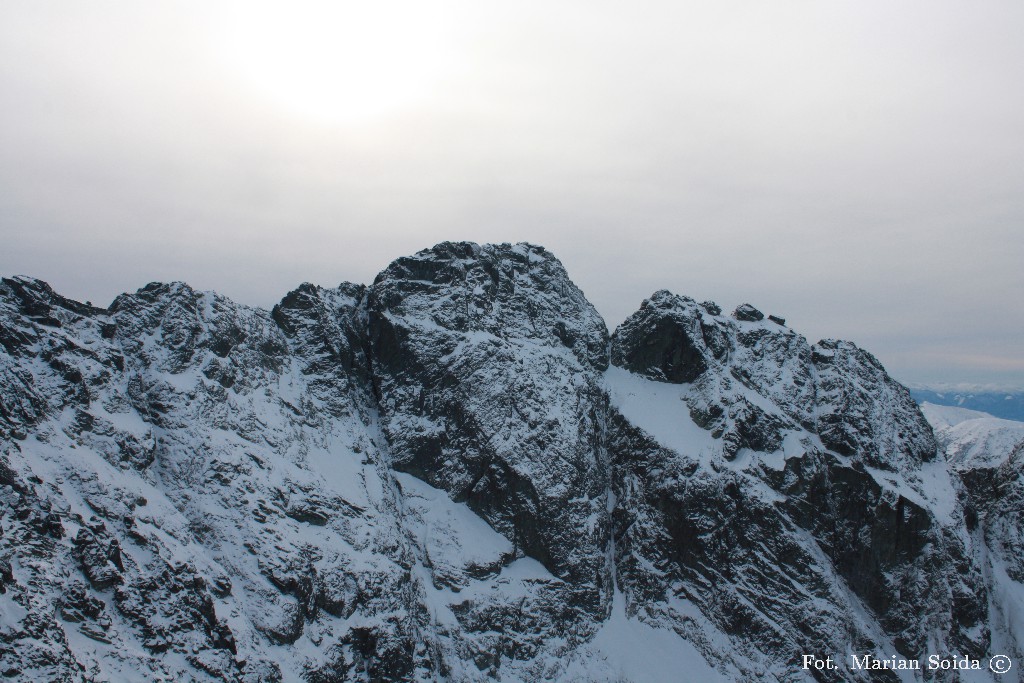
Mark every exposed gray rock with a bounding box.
[368,242,612,617]
[0,245,1017,682]
[610,290,712,383]
[813,339,937,471]
[733,303,764,321]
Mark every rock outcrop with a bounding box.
[0,245,1018,682]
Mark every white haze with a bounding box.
[1,0,1022,387]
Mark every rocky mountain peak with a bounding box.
[370,241,609,371]
[610,289,936,470]
[732,302,764,322]
[366,241,612,605]
[0,244,1014,682]
[610,289,718,384]
[1,275,106,328]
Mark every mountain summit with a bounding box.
[0,242,1017,682]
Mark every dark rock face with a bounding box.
[0,276,121,442]
[733,303,764,321]
[610,290,711,383]
[270,281,371,417]
[813,339,937,470]
[611,292,937,468]
[611,291,814,458]
[0,274,427,681]
[932,411,1024,672]
[367,243,611,614]
[370,242,608,370]
[604,288,989,676]
[0,245,1018,682]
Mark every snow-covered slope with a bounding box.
[0,243,1020,682]
[921,402,1024,680]
[922,403,1001,430]
[912,388,1024,423]
[922,402,1024,470]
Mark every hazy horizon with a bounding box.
[2,1,1022,389]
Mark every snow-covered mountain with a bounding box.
[0,242,1019,682]
[921,403,1024,470]
[912,389,1024,423]
[919,401,1024,678]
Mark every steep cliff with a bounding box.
[0,244,1018,682]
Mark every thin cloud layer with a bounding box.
[1,0,1022,387]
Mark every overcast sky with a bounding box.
[2,0,1022,388]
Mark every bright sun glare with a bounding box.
[221,1,453,125]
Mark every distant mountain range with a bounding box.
[910,388,1024,422]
